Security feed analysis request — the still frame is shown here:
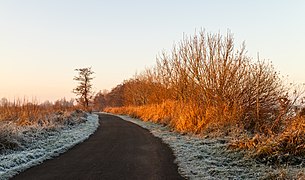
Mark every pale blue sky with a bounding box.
[0,1,304,101]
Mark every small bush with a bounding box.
[0,122,23,152]
[230,116,305,165]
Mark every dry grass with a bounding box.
[106,104,305,170]
[105,100,243,136]
[0,99,82,152]
[105,100,176,125]
[262,169,305,180]
[0,99,75,126]
[229,116,305,165]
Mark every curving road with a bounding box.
[12,113,184,180]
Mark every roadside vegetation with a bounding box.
[0,98,86,152]
[102,30,305,168]
[1,29,304,178]
[0,97,99,179]
[0,67,96,153]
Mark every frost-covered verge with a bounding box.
[116,114,305,180]
[0,113,99,180]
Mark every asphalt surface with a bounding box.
[12,113,184,180]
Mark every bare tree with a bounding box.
[73,67,94,111]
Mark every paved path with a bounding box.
[12,113,184,180]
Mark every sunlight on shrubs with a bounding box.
[103,29,305,173]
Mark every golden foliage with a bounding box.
[0,99,76,126]
[105,100,243,135]
[103,29,305,165]
[229,116,305,164]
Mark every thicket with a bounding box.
[104,30,305,164]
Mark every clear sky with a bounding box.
[0,1,304,102]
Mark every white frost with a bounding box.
[0,113,99,180]
[116,114,304,180]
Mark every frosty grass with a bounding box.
[117,114,304,180]
[0,113,99,180]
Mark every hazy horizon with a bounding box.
[1,1,304,102]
